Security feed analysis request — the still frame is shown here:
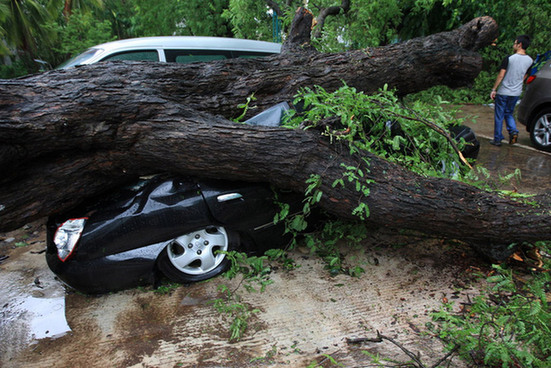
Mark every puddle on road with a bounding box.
[477,141,551,193]
[0,268,71,359]
[0,227,72,363]
[2,294,70,340]
[460,104,551,194]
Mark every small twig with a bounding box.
[346,336,383,344]
[347,331,427,368]
[429,345,459,368]
[347,331,459,368]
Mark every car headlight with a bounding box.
[53,218,87,262]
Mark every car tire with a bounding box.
[449,124,480,160]
[157,226,237,283]
[529,108,551,152]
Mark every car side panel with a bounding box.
[46,242,164,294]
[198,180,303,252]
[47,177,212,261]
[199,180,277,230]
[518,61,551,129]
[518,82,551,129]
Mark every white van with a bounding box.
[58,36,282,69]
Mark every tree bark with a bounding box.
[1,15,549,259]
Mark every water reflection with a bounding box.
[0,267,71,361]
[476,140,551,194]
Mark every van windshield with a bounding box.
[57,48,102,69]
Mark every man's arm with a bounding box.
[490,69,506,100]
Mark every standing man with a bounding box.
[490,35,533,146]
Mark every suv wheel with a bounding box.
[530,108,551,152]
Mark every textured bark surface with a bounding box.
[1,15,549,258]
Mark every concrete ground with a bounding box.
[1,105,550,368]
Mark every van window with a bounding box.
[102,50,159,62]
[58,48,103,69]
[165,49,230,64]
[232,51,276,59]
[175,54,226,63]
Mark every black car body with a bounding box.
[46,176,300,293]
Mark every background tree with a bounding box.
[54,0,104,19]
[50,9,113,63]
[179,0,232,37]
[126,0,186,37]
[0,1,8,54]
[1,0,53,61]
[222,0,276,40]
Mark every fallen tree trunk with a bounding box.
[1,14,549,259]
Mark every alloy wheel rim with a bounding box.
[167,226,229,275]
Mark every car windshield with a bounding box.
[57,48,103,69]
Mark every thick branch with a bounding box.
[1,100,550,252]
[312,0,351,39]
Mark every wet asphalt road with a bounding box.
[461,104,551,194]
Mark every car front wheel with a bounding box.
[530,108,551,152]
[158,226,236,283]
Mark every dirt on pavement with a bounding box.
[1,104,550,368]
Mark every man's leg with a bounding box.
[504,96,520,144]
[493,95,507,144]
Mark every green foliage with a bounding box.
[406,71,495,105]
[313,0,403,51]
[303,220,368,277]
[179,0,231,37]
[337,164,373,220]
[273,173,323,242]
[211,283,260,341]
[233,93,257,122]
[222,0,273,41]
[289,84,474,179]
[0,0,52,57]
[264,248,298,271]
[430,258,551,367]
[223,251,274,292]
[153,281,181,294]
[0,60,28,78]
[127,0,187,36]
[276,84,481,277]
[211,251,275,341]
[52,9,114,60]
[307,353,344,367]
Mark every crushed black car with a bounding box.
[47,175,301,293]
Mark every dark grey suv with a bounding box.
[517,59,551,152]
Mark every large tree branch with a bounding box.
[1,104,549,256]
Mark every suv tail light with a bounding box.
[53,218,87,261]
